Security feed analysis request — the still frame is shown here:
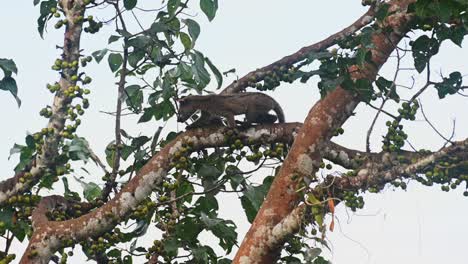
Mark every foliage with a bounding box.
[0,0,467,263]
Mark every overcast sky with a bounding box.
[0,1,467,263]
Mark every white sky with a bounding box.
[0,1,467,263]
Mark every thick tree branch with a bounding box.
[0,0,85,204]
[261,138,468,255]
[332,138,468,191]
[18,119,465,263]
[220,5,377,94]
[21,123,301,263]
[233,1,416,263]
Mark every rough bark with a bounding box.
[21,123,301,263]
[233,1,416,263]
[0,0,85,204]
[220,5,377,95]
[262,138,468,250]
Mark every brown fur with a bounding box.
[177,92,285,128]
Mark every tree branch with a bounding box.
[261,138,467,248]
[21,123,302,263]
[233,1,416,262]
[0,0,86,204]
[220,4,378,94]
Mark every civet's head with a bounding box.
[176,96,196,122]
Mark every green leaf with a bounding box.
[108,35,121,44]
[26,135,35,149]
[0,58,18,75]
[128,50,145,68]
[164,238,179,256]
[240,196,257,223]
[180,32,192,50]
[175,180,194,203]
[240,176,273,222]
[197,164,222,180]
[83,182,102,201]
[132,136,151,148]
[138,107,156,123]
[175,217,202,242]
[153,100,176,121]
[166,17,181,34]
[193,196,219,215]
[131,220,149,236]
[92,49,108,63]
[37,0,56,38]
[226,165,244,190]
[200,0,218,21]
[8,144,24,159]
[355,48,371,66]
[107,249,122,258]
[148,22,169,34]
[124,0,137,10]
[134,247,147,253]
[68,137,91,161]
[127,36,151,49]
[200,213,237,253]
[305,248,323,262]
[39,172,56,189]
[74,176,102,201]
[0,76,21,107]
[434,71,463,98]
[117,29,132,38]
[123,255,132,264]
[11,137,35,173]
[184,19,201,43]
[10,220,30,242]
[314,256,331,264]
[125,85,143,111]
[191,51,210,88]
[150,126,163,155]
[354,78,373,102]
[62,177,71,194]
[0,208,14,229]
[108,53,123,72]
[411,35,439,73]
[375,77,399,102]
[105,141,116,167]
[243,185,266,211]
[435,24,466,47]
[205,57,223,89]
[167,0,181,16]
[192,245,217,263]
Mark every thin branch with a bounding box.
[366,103,398,119]
[366,42,402,152]
[419,100,454,145]
[220,5,378,94]
[88,147,109,174]
[102,2,130,201]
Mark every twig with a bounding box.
[366,103,398,119]
[441,119,456,149]
[88,147,109,174]
[159,179,228,205]
[419,100,454,146]
[366,43,402,152]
